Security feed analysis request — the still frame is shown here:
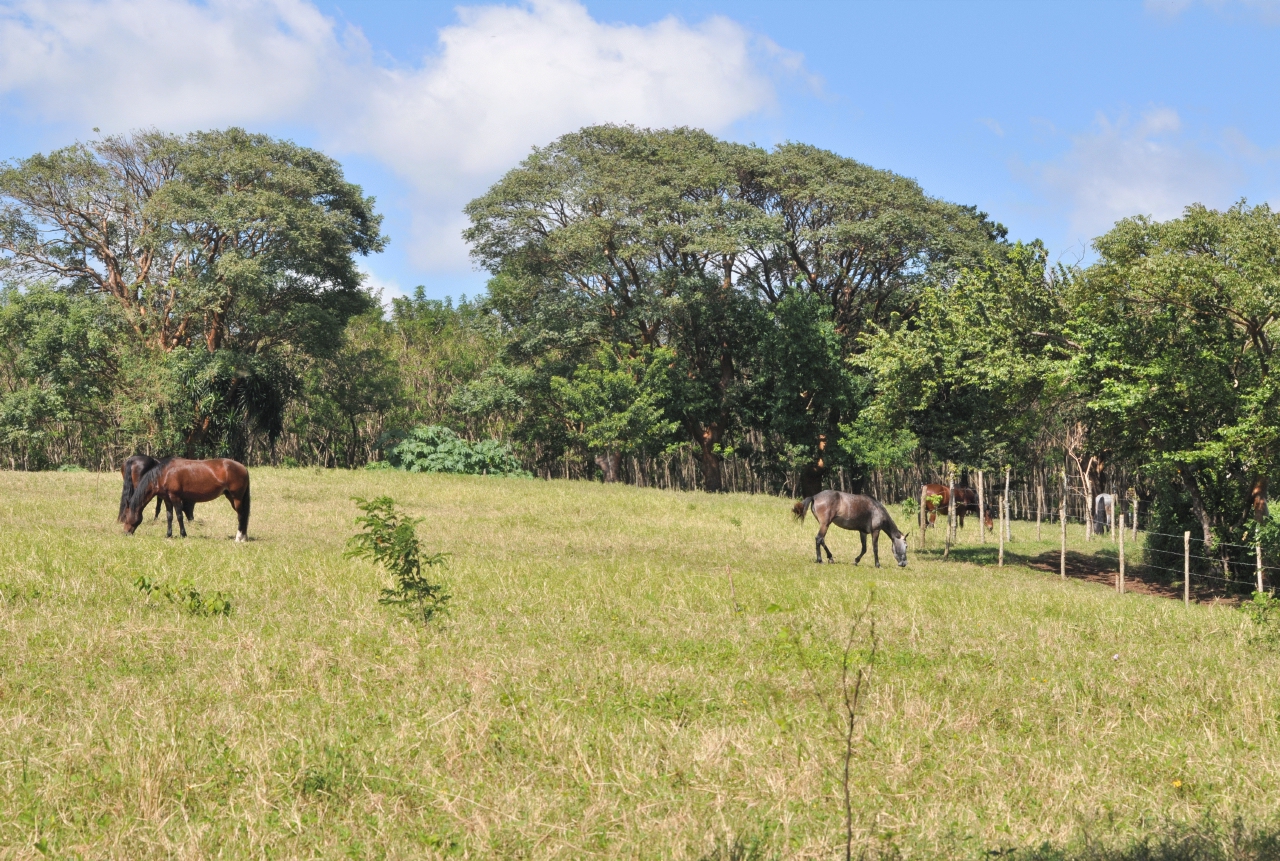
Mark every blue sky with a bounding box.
[3,0,1278,301]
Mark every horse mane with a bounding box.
[127,456,174,515]
[875,499,905,539]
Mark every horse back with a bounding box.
[160,457,249,499]
[921,483,949,509]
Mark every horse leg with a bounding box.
[854,532,868,565]
[814,518,834,563]
[872,530,881,567]
[228,486,250,542]
[176,499,187,538]
[165,499,174,538]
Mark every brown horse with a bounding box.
[920,483,992,532]
[121,457,251,541]
[792,490,908,567]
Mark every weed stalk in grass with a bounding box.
[791,589,877,861]
[346,495,450,623]
[725,564,742,614]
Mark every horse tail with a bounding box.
[118,473,133,523]
[792,497,814,523]
[237,481,251,538]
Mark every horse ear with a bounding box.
[901,530,911,539]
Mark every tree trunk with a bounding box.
[800,433,830,499]
[696,425,724,492]
[1178,464,1215,548]
[800,463,828,499]
[1251,476,1269,522]
[595,451,622,483]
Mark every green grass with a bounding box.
[1,470,1278,859]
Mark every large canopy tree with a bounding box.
[465,125,763,489]
[0,128,385,456]
[464,124,1005,490]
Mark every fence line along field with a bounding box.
[2,470,1280,859]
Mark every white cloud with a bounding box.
[358,264,404,313]
[345,0,777,266]
[0,0,785,272]
[1144,0,1195,17]
[1145,0,1280,23]
[0,0,347,128]
[1035,108,1240,241]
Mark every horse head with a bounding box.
[890,531,909,567]
[121,457,168,534]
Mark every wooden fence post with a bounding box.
[1131,496,1138,541]
[1258,541,1264,594]
[1036,482,1043,542]
[917,481,924,538]
[1118,514,1125,594]
[1059,491,1066,580]
[1109,494,1115,541]
[978,470,986,544]
[998,494,1005,567]
[1184,531,1191,607]
[1085,474,1094,542]
[949,469,956,545]
[944,473,953,560]
[919,485,927,551]
[1004,466,1012,542]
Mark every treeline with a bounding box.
[3,124,1280,575]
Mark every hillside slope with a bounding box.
[1,470,1277,859]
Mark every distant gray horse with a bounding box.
[1093,493,1114,535]
[793,490,909,567]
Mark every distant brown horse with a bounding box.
[792,490,908,567]
[920,483,992,533]
[121,457,250,541]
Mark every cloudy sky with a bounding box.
[2,0,1278,300]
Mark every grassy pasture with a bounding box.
[1,470,1279,860]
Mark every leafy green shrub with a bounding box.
[363,460,393,470]
[134,575,232,617]
[346,496,450,623]
[388,425,529,476]
[1243,591,1280,644]
[56,464,87,473]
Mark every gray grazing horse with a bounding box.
[792,490,909,567]
[1093,493,1114,534]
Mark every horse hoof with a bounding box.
[235,531,246,543]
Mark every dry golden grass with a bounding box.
[1,469,1278,859]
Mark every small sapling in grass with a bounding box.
[346,496,450,624]
[1243,591,1280,643]
[134,575,232,617]
[788,590,877,861]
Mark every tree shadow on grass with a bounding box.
[919,543,1253,606]
[1004,820,1280,860]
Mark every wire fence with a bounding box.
[910,471,1272,603]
